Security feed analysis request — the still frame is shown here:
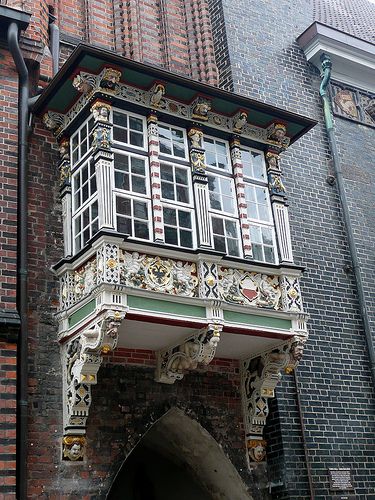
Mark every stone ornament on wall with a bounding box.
[218,267,281,310]
[42,111,65,134]
[91,101,111,122]
[280,276,303,312]
[72,71,96,94]
[188,127,203,149]
[198,261,219,299]
[63,308,127,455]
[331,81,375,127]
[100,67,122,92]
[241,336,307,464]
[119,251,199,297]
[232,110,248,134]
[62,435,86,461]
[191,96,212,121]
[155,324,223,384]
[92,124,112,150]
[149,82,166,108]
[266,122,290,150]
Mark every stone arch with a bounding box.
[107,407,253,500]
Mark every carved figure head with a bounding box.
[248,439,267,462]
[62,435,86,461]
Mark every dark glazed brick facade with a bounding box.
[219,0,375,497]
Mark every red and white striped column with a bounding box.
[147,113,164,242]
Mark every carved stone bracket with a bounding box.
[155,324,223,384]
[241,334,308,464]
[62,308,127,458]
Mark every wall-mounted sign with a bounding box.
[328,468,354,491]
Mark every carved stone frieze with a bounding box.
[119,252,199,297]
[155,324,222,384]
[63,309,127,440]
[218,267,281,310]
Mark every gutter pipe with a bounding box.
[7,21,29,500]
[48,12,60,76]
[319,53,375,388]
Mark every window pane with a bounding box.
[81,141,87,156]
[180,230,193,248]
[82,165,88,183]
[252,244,263,261]
[209,192,222,211]
[113,127,127,143]
[161,182,175,200]
[262,227,273,245]
[173,142,185,158]
[134,201,148,219]
[132,176,146,194]
[227,238,240,257]
[117,197,131,215]
[258,205,270,221]
[176,185,189,203]
[222,196,234,214]
[252,153,265,180]
[92,219,98,235]
[134,221,149,239]
[75,217,81,234]
[131,157,145,175]
[250,226,262,243]
[178,211,192,228]
[113,111,128,128]
[117,216,131,234]
[90,177,97,195]
[206,151,216,168]
[163,207,176,225]
[225,220,237,238]
[92,201,98,219]
[83,228,90,245]
[175,168,188,185]
[83,207,90,227]
[213,235,226,253]
[264,246,275,263]
[129,131,143,148]
[129,116,143,132]
[82,183,89,203]
[165,226,178,245]
[161,165,174,181]
[212,217,224,235]
[72,134,78,150]
[115,154,129,171]
[115,172,130,191]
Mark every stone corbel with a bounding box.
[72,71,97,95]
[191,96,212,121]
[232,110,248,134]
[42,111,65,136]
[155,324,223,384]
[91,100,112,123]
[266,122,290,150]
[99,67,122,93]
[241,336,308,464]
[149,82,166,109]
[62,308,127,459]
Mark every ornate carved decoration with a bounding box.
[198,261,219,299]
[232,110,248,134]
[149,82,166,109]
[155,324,223,384]
[62,435,86,461]
[42,111,65,133]
[266,122,290,150]
[119,252,199,297]
[188,127,203,149]
[191,97,211,121]
[58,138,71,188]
[90,101,111,122]
[280,276,303,312]
[100,67,122,92]
[92,124,112,150]
[72,72,96,94]
[218,267,281,310]
[190,150,206,175]
[241,336,307,463]
[334,89,359,120]
[63,309,127,439]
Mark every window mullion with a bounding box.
[230,138,252,258]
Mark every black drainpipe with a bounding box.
[7,21,29,500]
[319,53,375,388]
[48,11,60,77]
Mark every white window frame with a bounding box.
[162,202,196,250]
[160,161,193,208]
[112,108,147,151]
[158,122,189,161]
[73,198,99,253]
[72,160,97,214]
[207,172,238,217]
[114,194,152,241]
[71,116,95,168]
[113,149,150,199]
[203,134,231,172]
[209,213,242,258]
[240,145,267,182]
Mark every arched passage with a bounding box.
[107,407,253,500]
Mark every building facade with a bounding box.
[0,0,374,499]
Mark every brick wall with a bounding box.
[218,0,375,497]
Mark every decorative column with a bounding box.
[266,123,293,263]
[62,307,127,460]
[91,100,115,230]
[188,127,212,248]
[58,138,73,257]
[230,138,252,258]
[241,336,307,465]
[147,112,164,242]
[155,323,222,384]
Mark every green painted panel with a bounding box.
[68,299,96,328]
[223,310,291,330]
[128,295,206,318]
